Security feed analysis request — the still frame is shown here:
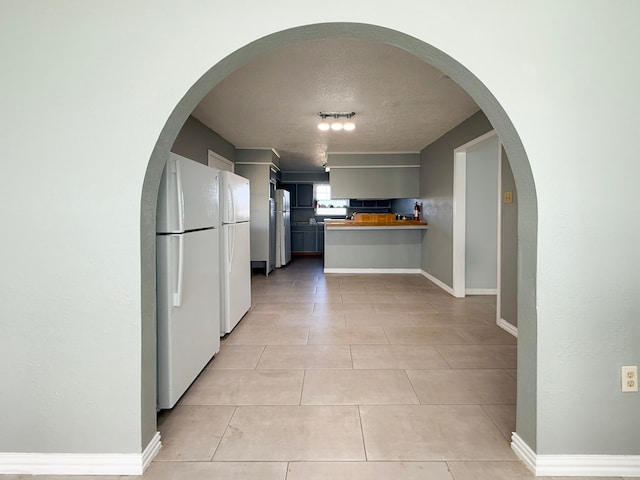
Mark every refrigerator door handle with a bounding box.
[173,235,184,307]
[228,224,235,267]
[228,187,235,224]
[175,159,185,232]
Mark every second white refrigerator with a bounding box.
[275,189,291,268]
[219,171,252,335]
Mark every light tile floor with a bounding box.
[5,257,628,479]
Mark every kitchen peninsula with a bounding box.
[323,213,428,273]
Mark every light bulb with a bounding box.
[331,121,343,131]
[343,121,355,131]
[318,121,330,131]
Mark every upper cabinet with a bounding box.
[280,183,314,208]
[327,153,420,199]
[296,184,314,207]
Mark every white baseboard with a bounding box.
[465,288,497,295]
[498,317,518,337]
[0,432,161,476]
[419,270,455,296]
[512,432,640,477]
[324,268,421,274]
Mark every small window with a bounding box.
[314,183,348,216]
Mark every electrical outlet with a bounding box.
[503,191,513,204]
[621,366,638,392]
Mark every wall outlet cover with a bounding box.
[621,365,638,392]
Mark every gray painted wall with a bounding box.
[325,228,424,269]
[171,116,236,165]
[8,7,640,469]
[420,111,493,287]
[501,150,518,327]
[281,171,329,183]
[465,135,498,290]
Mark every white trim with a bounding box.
[498,318,518,337]
[511,433,640,477]
[496,142,503,326]
[0,432,161,476]
[511,433,537,474]
[235,161,279,168]
[465,288,497,295]
[452,130,498,299]
[328,150,420,154]
[419,269,455,296]
[452,148,466,298]
[327,165,420,169]
[207,150,234,173]
[141,432,162,472]
[324,268,421,274]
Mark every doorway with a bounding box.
[141,21,538,459]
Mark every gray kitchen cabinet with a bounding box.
[328,153,420,199]
[282,182,314,209]
[291,224,324,254]
[296,183,314,207]
[291,230,304,252]
[303,229,316,251]
[281,183,297,207]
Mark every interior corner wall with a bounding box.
[171,116,236,165]
[419,111,493,286]
[501,149,518,327]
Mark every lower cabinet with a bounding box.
[291,231,304,252]
[291,224,324,253]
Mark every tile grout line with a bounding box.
[299,369,307,406]
[208,405,238,462]
[357,405,369,462]
[254,344,267,370]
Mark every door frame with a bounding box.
[452,131,502,323]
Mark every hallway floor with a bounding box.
[10,257,625,480]
[144,257,628,480]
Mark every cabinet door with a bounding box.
[291,231,304,252]
[297,183,314,207]
[317,229,324,253]
[303,230,316,251]
[282,183,297,207]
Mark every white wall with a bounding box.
[1,0,639,471]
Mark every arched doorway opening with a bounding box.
[140,22,538,454]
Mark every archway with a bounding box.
[140,22,538,453]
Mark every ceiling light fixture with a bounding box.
[317,111,356,132]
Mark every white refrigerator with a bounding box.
[219,171,252,335]
[156,153,220,409]
[275,189,291,268]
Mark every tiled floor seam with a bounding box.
[208,405,238,462]
[356,405,369,462]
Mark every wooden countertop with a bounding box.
[324,219,428,230]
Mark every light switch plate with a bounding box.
[621,365,638,392]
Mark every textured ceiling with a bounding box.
[192,38,480,172]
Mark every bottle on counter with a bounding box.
[413,202,420,220]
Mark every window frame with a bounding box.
[313,183,348,217]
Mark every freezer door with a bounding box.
[220,222,252,335]
[156,228,220,409]
[157,153,219,233]
[275,189,290,212]
[221,171,250,224]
